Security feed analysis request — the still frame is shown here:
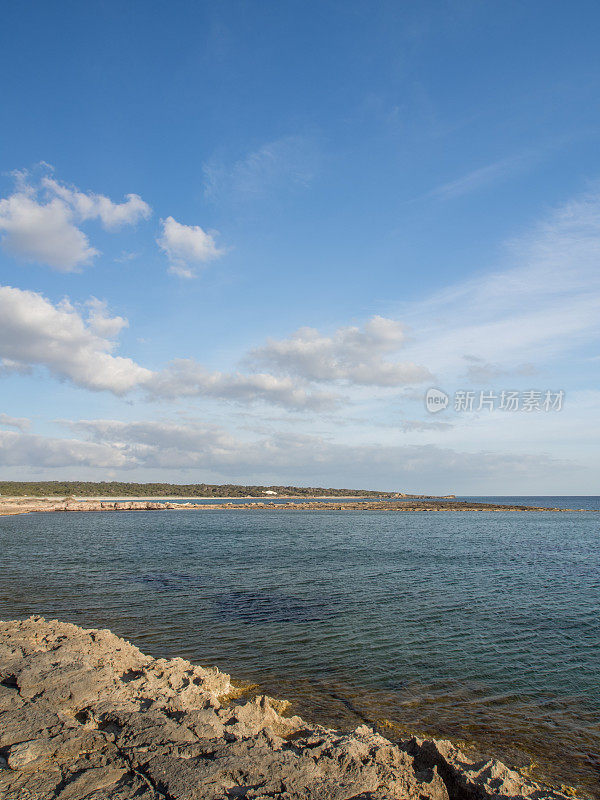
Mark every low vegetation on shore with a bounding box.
[0,481,398,498]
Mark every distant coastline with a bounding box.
[0,496,594,517]
[0,494,454,501]
[0,480,413,499]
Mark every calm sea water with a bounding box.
[0,501,598,795]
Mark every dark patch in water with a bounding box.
[212,589,337,624]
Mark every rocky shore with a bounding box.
[0,618,577,799]
[0,498,591,516]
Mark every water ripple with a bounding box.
[0,506,599,795]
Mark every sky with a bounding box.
[0,0,599,494]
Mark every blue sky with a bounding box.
[0,0,599,493]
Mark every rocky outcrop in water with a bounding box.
[0,617,573,800]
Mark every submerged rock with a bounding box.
[0,617,573,800]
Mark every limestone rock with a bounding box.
[0,617,573,800]
[407,737,572,800]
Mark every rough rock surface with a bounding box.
[0,618,573,800]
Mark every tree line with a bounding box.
[0,481,392,498]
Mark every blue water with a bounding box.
[0,501,598,794]
[460,496,600,511]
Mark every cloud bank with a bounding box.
[0,418,569,495]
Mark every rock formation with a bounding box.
[0,498,591,516]
[0,617,573,800]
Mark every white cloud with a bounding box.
[1,184,599,491]
[0,285,336,409]
[249,316,432,387]
[148,359,339,410]
[41,177,151,229]
[86,297,128,338]
[0,190,98,271]
[0,169,151,271]
[157,216,224,278]
[0,285,152,394]
[0,413,30,432]
[2,186,599,430]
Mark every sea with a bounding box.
[0,497,598,796]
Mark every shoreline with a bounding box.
[0,494,399,502]
[0,616,578,800]
[78,494,454,499]
[0,497,595,517]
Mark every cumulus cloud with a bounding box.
[157,216,224,278]
[0,284,428,409]
[42,178,151,229]
[0,169,151,271]
[86,297,128,338]
[0,285,336,409]
[0,285,152,394]
[249,316,432,386]
[0,413,30,432]
[0,284,413,408]
[0,190,98,270]
[5,187,597,418]
[147,359,339,410]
